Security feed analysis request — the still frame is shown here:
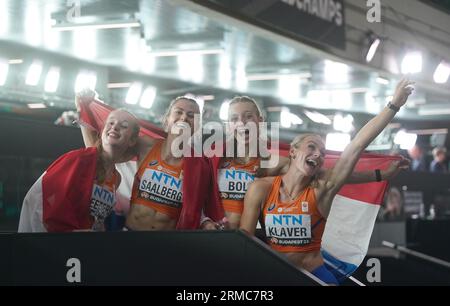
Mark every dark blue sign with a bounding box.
[201,0,346,50]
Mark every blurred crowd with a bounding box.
[407,144,448,173]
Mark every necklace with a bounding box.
[281,182,298,201]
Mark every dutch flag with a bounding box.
[321,153,397,282]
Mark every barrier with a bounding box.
[1,230,321,286]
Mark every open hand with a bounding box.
[392,78,415,108]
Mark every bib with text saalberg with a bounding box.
[265,214,312,246]
[138,168,183,208]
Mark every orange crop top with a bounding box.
[261,176,325,253]
[130,140,183,220]
[218,158,259,214]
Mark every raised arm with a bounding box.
[75,89,99,147]
[75,89,155,163]
[319,79,414,216]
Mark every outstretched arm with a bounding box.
[263,154,410,184]
[318,79,414,217]
[340,157,410,184]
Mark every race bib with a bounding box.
[218,168,255,200]
[138,168,183,208]
[90,184,116,228]
[265,214,312,246]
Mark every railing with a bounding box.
[382,240,450,269]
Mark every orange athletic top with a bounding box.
[218,158,259,214]
[261,176,326,253]
[130,140,183,220]
[90,171,118,230]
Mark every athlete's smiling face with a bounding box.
[290,135,325,177]
[228,101,262,145]
[101,110,138,150]
[164,99,200,135]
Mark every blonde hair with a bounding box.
[290,133,324,149]
[228,96,264,120]
[162,96,200,130]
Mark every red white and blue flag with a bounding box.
[321,153,397,281]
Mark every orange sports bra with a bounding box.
[261,176,325,253]
[218,158,259,214]
[130,140,183,220]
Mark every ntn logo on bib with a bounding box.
[218,169,255,195]
[141,169,182,190]
[265,214,311,239]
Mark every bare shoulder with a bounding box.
[259,155,289,177]
[137,136,156,164]
[139,135,156,151]
[245,177,274,210]
[247,177,275,198]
